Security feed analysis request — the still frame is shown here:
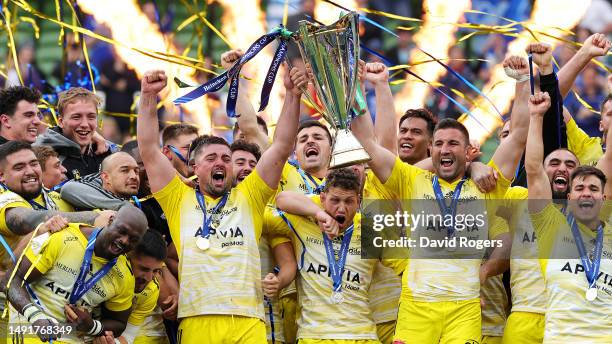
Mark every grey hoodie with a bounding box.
[60,172,128,210]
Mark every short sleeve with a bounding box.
[0,192,31,236]
[24,232,63,275]
[263,207,293,244]
[485,160,512,200]
[381,258,408,276]
[153,175,189,251]
[104,259,135,312]
[529,203,564,259]
[380,158,420,200]
[238,168,276,214]
[488,216,509,240]
[566,117,603,166]
[128,281,159,326]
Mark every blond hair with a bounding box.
[57,87,100,116]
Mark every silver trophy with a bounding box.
[294,12,370,169]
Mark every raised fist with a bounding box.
[365,62,389,85]
[528,91,551,117]
[220,49,244,70]
[582,33,611,58]
[526,42,552,74]
[284,64,308,96]
[503,56,529,79]
[140,70,167,95]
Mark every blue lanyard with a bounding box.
[567,213,604,289]
[264,266,280,343]
[131,196,142,209]
[50,179,70,192]
[288,159,324,194]
[194,189,229,240]
[322,224,354,293]
[277,210,307,270]
[68,229,117,305]
[28,191,57,211]
[432,175,467,237]
[167,145,189,165]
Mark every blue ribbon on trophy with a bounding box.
[173,25,293,118]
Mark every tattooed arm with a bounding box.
[4,207,104,235]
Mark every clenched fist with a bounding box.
[528,91,551,117]
[140,70,167,95]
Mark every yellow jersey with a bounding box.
[276,162,324,298]
[378,157,510,302]
[130,279,167,341]
[12,223,134,343]
[503,186,547,314]
[531,203,612,343]
[566,117,603,166]
[265,210,378,340]
[481,273,508,337]
[153,170,275,320]
[29,189,74,212]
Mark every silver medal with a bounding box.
[196,237,210,251]
[331,291,344,304]
[586,287,597,301]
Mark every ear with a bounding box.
[0,172,5,184]
[320,191,327,203]
[57,115,64,128]
[161,146,172,160]
[599,120,604,133]
[0,114,10,128]
[100,171,110,186]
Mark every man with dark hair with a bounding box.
[352,52,528,342]
[271,168,380,342]
[32,145,68,190]
[397,108,436,164]
[94,230,178,344]
[3,204,148,343]
[137,66,306,343]
[230,140,261,185]
[34,87,116,179]
[161,123,199,178]
[526,91,612,343]
[0,86,42,144]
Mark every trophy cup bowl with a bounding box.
[294,12,371,169]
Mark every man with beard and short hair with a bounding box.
[526,91,612,343]
[60,152,140,211]
[138,66,306,343]
[32,145,68,191]
[351,58,528,342]
[0,86,42,144]
[34,87,116,179]
[230,140,261,186]
[161,123,199,179]
[3,204,148,343]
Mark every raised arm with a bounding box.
[596,116,612,199]
[490,56,530,180]
[558,33,611,98]
[137,71,177,193]
[366,62,397,153]
[526,92,553,212]
[221,50,270,151]
[255,66,306,189]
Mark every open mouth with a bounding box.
[211,169,226,187]
[75,129,91,141]
[578,200,594,209]
[553,175,568,190]
[237,171,250,182]
[400,142,413,151]
[335,215,346,225]
[440,158,454,168]
[27,127,38,136]
[110,240,125,255]
[304,146,319,158]
[22,176,38,186]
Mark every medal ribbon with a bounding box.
[567,213,603,290]
[277,210,307,270]
[288,159,324,195]
[194,188,229,241]
[69,229,117,304]
[432,176,467,238]
[322,223,354,293]
[27,190,57,211]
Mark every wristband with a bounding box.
[87,319,103,336]
[504,67,530,82]
[22,303,42,322]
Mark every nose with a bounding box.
[60,165,67,174]
[32,114,41,125]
